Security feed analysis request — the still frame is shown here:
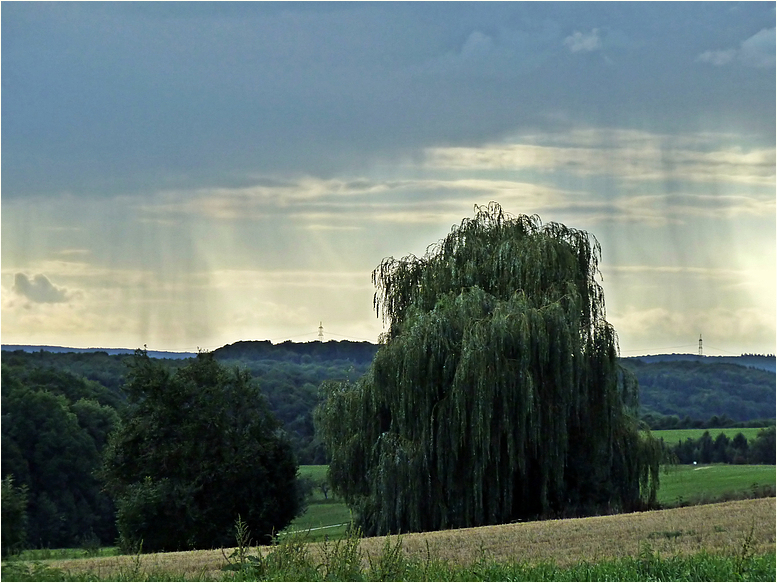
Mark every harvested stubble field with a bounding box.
[48,497,776,580]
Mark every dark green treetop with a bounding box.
[101,350,299,552]
[316,203,661,535]
[1,365,117,548]
[1,475,29,557]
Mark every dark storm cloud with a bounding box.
[2,1,774,198]
[13,273,69,303]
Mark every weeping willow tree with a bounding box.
[315,202,661,536]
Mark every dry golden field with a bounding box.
[364,497,776,567]
[49,497,776,580]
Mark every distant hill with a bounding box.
[625,353,775,373]
[621,357,775,422]
[211,340,379,463]
[1,344,195,360]
[6,343,771,370]
[1,340,378,465]
[213,339,379,365]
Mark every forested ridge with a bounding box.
[211,340,377,463]
[621,358,775,423]
[2,341,377,467]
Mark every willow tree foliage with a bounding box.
[316,202,661,536]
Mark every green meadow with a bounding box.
[653,427,767,444]
[657,464,776,506]
[283,466,353,541]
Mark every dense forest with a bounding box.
[1,363,120,550]
[2,341,377,466]
[212,341,377,463]
[1,343,774,549]
[621,358,776,422]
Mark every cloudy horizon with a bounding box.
[2,2,775,356]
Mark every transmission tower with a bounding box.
[698,333,703,356]
[318,322,324,342]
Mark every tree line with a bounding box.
[1,341,375,554]
[2,363,119,552]
[3,345,774,554]
[663,427,775,465]
[642,412,775,431]
[2,341,376,466]
[2,351,301,555]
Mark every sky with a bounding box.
[2,1,775,356]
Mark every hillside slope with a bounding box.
[621,358,775,422]
[627,353,775,373]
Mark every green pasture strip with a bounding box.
[298,464,329,482]
[11,547,119,561]
[285,463,352,541]
[298,465,340,503]
[278,522,351,544]
[653,427,767,444]
[657,464,776,505]
[296,465,348,525]
[287,501,352,531]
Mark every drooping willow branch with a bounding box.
[316,202,660,536]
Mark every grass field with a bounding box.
[21,497,775,581]
[11,547,120,562]
[298,465,328,480]
[653,427,768,444]
[287,465,353,540]
[282,501,353,540]
[297,465,334,503]
[355,497,776,567]
[658,464,776,506]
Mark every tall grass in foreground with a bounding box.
[220,527,776,582]
[5,527,774,582]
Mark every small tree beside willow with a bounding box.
[315,202,661,536]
